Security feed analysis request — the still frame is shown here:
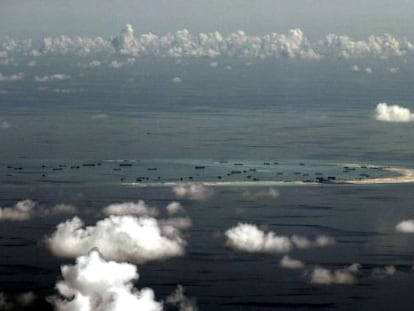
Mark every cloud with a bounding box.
[352,65,360,72]
[42,204,79,217]
[109,60,124,68]
[396,219,414,233]
[372,265,396,278]
[39,35,111,56]
[111,24,137,54]
[172,183,213,201]
[319,33,414,59]
[280,255,305,269]
[0,200,36,221]
[0,73,23,82]
[291,235,336,249]
[352,65,372,73]
[375,102,414,122]
[0,292,35,310]
[166,202,185,215]
[165,285,198,311]
[44,215,187,263]
[308,263,360,285]
[52,88,74,94]
[0,57,16,66]
[26,60,36,67]
[225,224,335,254]
[34,74,70,82]
[171,76,182,83]
[388,67,399,73]
[110,27,320,59]
[160,217,193,230]
[225,223,292,253]
[4,25,414,60]
[242,188,280,199]
[1,121,11,129]
[91,113,108,120]
[102,201,159,217]
[50,250,162,311]
[0,200,78,221]
[77,60,101,68]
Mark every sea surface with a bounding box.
[1,56,414,310]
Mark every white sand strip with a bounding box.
[123,180,312,187]
[123,164,414,187]
[341,165,414,184]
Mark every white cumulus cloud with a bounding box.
[396,219,414,232]
[280,255,305,269]
[165,285,198,311]
[225,223,292,253]
[242,188,280,199]
[44,215,187,263]
[26,60,36,67]
[308,263,360,285]
[0,200,36,221]
[166,202,185,215]
[109,60,124,68]
[172,182,213,200]
[291,235,336,249]
[160,217,192,230]
[388,67,399,73]
[375,102,414,122]
[0,200,77,221]
[1,121,11,129]
[372,265,396,278]
[319,33,414,59]
[0,73,23,82]
[4,25,414,60]
[77,60,101,68]
[39,35,111,56]
[171,76,183,83]
[225,224,335,254]
[50,250,162,311]
[102,201,159,217]
[34,74,70,82]
[42,204,78,216]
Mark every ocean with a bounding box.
[1,54,414,310]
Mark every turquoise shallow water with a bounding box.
[0,159,402,186]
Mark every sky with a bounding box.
[0,0,413,39]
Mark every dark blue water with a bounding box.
[1,55,414,310]
[1,183,414,310]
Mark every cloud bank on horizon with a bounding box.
[1,24,414,60]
